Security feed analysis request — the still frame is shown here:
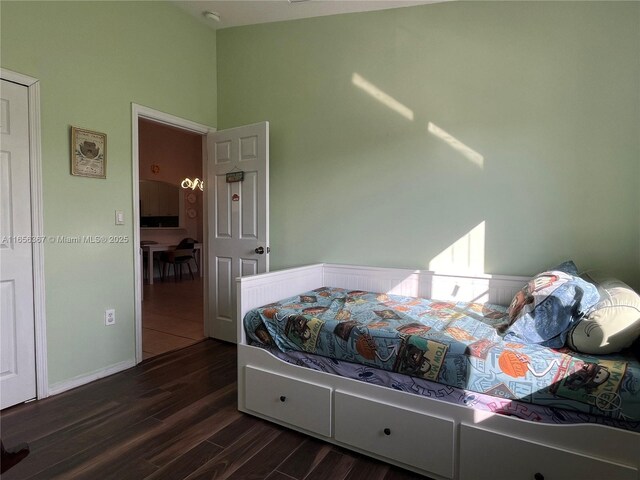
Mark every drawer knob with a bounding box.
[383,428,391,436]
[279,396,286,402]
[534,474,544,480]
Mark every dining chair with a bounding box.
[160,238,197,281]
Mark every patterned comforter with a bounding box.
[244,287,640,421]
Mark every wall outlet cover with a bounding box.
[105,309,116,326]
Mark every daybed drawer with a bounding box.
[334,391,455,479]
[459,424,637,480]
[244,366,332,437]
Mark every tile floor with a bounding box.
[142,275,205,359]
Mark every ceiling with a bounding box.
[172,0,445,30]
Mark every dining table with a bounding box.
[141,242,203,284]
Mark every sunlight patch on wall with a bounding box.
[352,73,414,120]
[429,221,485,274]
[428,122,484,168]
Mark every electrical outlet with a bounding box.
[105,309,115,326]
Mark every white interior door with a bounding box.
[207,122,269,343]
[0,79,36,409]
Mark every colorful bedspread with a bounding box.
[244,287,640,421]
[264,347,640,432]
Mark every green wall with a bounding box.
[0,1,217,385]
[1,0,639,390]
[217,1,640,289]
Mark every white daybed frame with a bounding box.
[237,264,640,480]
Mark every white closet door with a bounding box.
[0,79,36,409]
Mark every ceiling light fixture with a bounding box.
[288,0,312,3]
[203,11,221,22]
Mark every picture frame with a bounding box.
[71,126,107,178]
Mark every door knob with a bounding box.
[255,246,264,255]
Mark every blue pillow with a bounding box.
[504,268,600,348]
[551,260,579,276]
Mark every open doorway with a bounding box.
[133,107,270,356]
[138,119,204,359]
[132,105,214,363]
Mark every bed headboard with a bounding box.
[322,264,528,306]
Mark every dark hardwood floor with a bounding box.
[0,339,428,480]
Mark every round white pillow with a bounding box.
[567,274,640,354]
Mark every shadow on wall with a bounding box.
[318,72,486,273]
[351,71,488,274]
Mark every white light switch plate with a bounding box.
[115,210,124,225]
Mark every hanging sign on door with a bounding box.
[226,171,244,183]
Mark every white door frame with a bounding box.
[131,104,215,364]
[1,68,48,399]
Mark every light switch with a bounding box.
[115,210,125,225]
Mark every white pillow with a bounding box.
[567,274,640,354]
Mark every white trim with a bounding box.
[48,359,135,396]
[131,103,215,364]
[134,104,211,135]
[0,68,38,87]
[28,77,48,399]
[1,68,49,399]
[201,135,211,337]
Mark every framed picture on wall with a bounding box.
[71,126,107,178]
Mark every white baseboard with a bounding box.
[48,359,136,396]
